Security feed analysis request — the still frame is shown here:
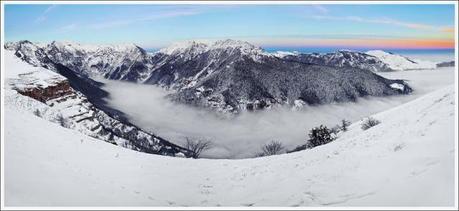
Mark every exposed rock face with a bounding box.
[15,81,73,103]
[5,39,413,114]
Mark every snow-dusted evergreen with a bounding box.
[5,39,413,113]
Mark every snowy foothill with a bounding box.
[2,46,457,206]
[4,82,456,206]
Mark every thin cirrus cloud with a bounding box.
[34,5,57,23]
[88,9,201,29]
[310,5,329,14]
[311,15,454,33]
[58,23,78,33]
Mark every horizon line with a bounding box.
[4,38,456,52]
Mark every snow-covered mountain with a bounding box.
[282,50,394,72]
[5,40,413,113]
[145,41,412,113]
[4,50,193,157]
[366,50,437,71]
[6,40,155,81]
[4,80,455,206]
[3,40,455,206]
[165,54,411,113]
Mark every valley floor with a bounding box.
[3,81,456,206]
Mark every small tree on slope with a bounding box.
[185,137,213,158]
[361,117,381,130]
[258,141,285,156]
[340,119,351,131]
[308,125,335,148]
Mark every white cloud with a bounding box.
[100,77,430,159]
[311,15,453,32]
[58,23,78,33]
[34,5,57,23]
[89,9,200,30]
[311,5,329,14]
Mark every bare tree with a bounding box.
[258,140,285,156]
[185,137,213,158]
[361,117,381,130]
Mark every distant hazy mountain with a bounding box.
[436,61,455,68]
[366,50,437,71]
[282,50,394,72]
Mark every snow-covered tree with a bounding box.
[308,125,335,147]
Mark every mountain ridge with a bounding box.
[5,39,416,113]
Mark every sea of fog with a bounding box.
[99,55,455,159]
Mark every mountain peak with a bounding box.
[158,39,264,56]
[212,39,258,49]
[48,41,143,53]
[158,40,209,55]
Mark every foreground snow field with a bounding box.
[4,82,456,206]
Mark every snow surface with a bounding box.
[366,50,437,71]
[2,45,456,206]
[4,82,456,206]
[389,83,405,91]
[4,51,66,90]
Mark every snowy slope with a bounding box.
[3,50,193,157]
[4,83,455,206]
[366,50,437,71]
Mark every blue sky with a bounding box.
[3,4,456,49]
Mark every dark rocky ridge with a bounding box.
[168,55,411,113]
